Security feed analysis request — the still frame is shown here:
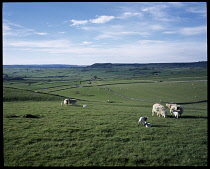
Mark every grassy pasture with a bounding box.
[3,100,207,166]
[3,65,207,166]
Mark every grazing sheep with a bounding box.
[138,116,148,126]
[166,103,184,117]
[166,103,177,109]
[152,103,167,118]
[144,121,152,127]
[61,99,77,106]
[83,105,87,107]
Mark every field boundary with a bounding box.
[3,86,101,103]
[101,86,207,105]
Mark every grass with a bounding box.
[3,66,207,166]
[3,87,63,101]
[3,100,207,166]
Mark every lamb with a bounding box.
[144,121,152,127]
[172,111,179,118]
[138,116,148,126]
[166,103,184,117]
[61,99,77,106]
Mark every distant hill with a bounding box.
[3,64,87,68]
[88,61,207,68]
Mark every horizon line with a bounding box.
[3,61,207,66]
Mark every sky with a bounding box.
[3,2,207,65]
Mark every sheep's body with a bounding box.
[152,104,167,118]
[172,111,179,118]
[166,103,184,117]
[61,99,77,106]
[138,116,148,126]
[144,121,152,127]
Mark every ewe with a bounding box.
[166,103,184,117]
[152,104,167,118]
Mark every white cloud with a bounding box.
[90,15,115,24]
[163,25,207,36]
[162,31,177,34]
[186,5,207,15]
[70,11,143,27]
[82,41,93,45]
[3,20,48,37]
[179,26,207,36]
[5,39,70,48]
[118,12,142,19]
[3,22,13,36]
[167,2,184,7]
[70,15,115,26]
[95,30,150,40]
[149,24,165,30]
[3,22,11,31]
[141,4,179,22]
[35,32,48,35]
[70,19,89,26]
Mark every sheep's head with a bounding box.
[162,110,167,117]
[166,103,172,108]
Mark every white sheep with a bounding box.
[61,99,77,106]
[166,103,184,117]
[152,104,167,118]
[63,99,70,105]
[172,111,179,118]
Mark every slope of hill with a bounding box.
[89,61,207,68]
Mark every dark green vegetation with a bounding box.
[3,62,207,166]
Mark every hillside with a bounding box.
[89,61,207,68]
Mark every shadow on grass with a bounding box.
[179,115,207,119]
[152,125,169,127]
[167,115,207,119]
[22,114,42,118]
[5,114,43,118]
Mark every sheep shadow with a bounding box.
[167,115,207,119]
[179,115,207,119]
[5,115,20,118]
[151,124,169,127]
[22,114,42,118]
[5,114,43,118]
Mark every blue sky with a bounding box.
[3,2,207,65]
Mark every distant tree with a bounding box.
[93,75,97,79]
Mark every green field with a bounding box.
[3,64,207,166]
